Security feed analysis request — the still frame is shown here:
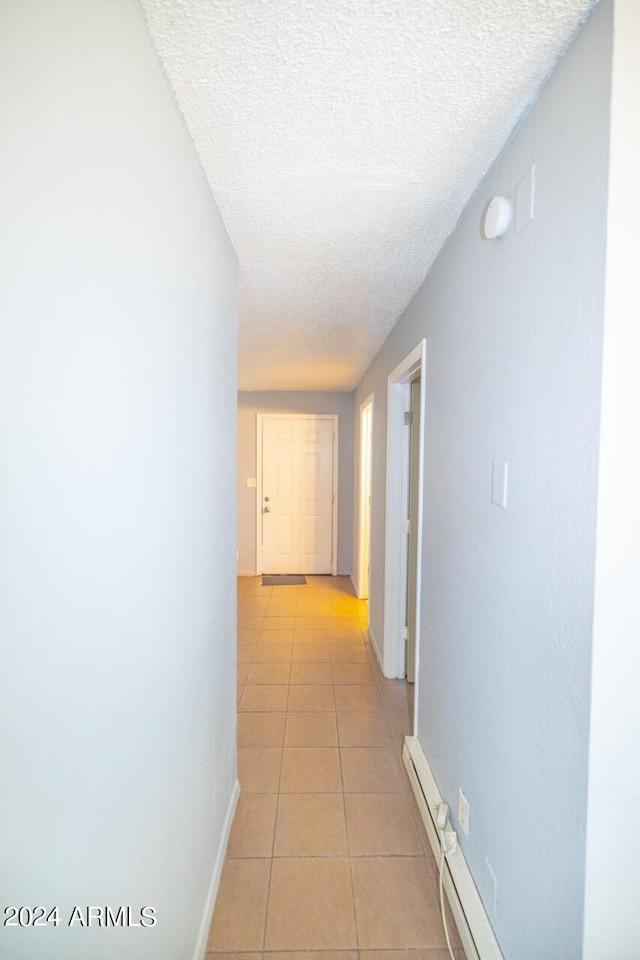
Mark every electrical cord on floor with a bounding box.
[438,850,457,960]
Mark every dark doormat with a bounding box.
[262,575,307,586]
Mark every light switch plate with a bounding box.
[515,164,535,233]
[246,477,257,488]
[491,461,508,508]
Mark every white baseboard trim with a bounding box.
[192,778,241,960]
[403,737,504,960]
[367,625,384,672]
[239,570,349,580]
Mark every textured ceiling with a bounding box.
[141,0,595,391]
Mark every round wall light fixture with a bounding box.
[482,196,512,240]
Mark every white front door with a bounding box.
[260,416,335,574]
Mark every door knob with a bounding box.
[264,496,270,502]
[264,506,270,513]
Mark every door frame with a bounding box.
[383,341,426,703]
[356,395,374,599]
[255,413,339,576]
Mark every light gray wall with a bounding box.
[584,0,640,954]
[0,3,237,960]
[354,3,611,958]
[238,392,354,576]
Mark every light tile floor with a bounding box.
[208,576,463,960]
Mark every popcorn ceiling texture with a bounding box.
[141,0,596,391]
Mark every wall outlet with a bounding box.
[458,787,470,838]
[439,826,458,855]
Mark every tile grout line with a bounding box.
[261,742,285,953]
[336,675,361,956]
[256,631,287,955]
[341,747,362,955]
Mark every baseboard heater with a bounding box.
[402,737,504,960]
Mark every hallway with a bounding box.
[208,576,462,958]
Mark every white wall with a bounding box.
[238,392,354,576]
[354,3,612,957]
[583,0,640,954]
[0,3,237,959]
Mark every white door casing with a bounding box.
[357,396,374,600]
[406,376,421,683]
[257,415,338,575]
[383,341,426,703]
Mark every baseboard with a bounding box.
[403,737,504,960]
[239,570,351,580]
[367,625,384,671]
[192,778,241,960]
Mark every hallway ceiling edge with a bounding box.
[140,0,596,392]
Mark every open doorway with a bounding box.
[383,342,426,730]
[357,396,374,607]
